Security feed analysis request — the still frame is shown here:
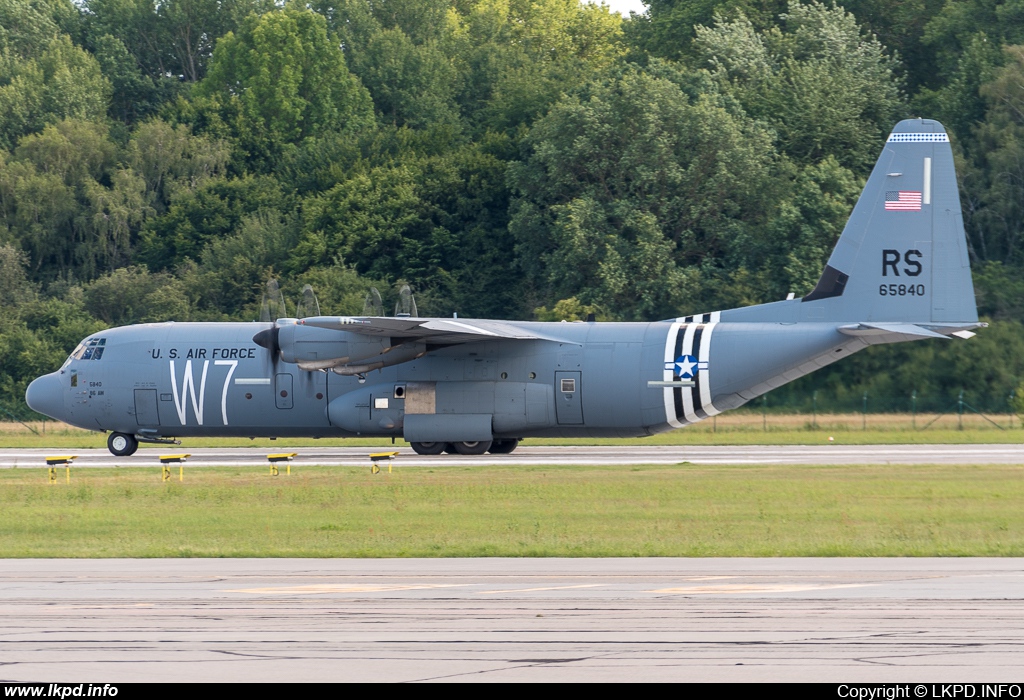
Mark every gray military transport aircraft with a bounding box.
[26,119,983,456]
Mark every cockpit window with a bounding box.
[68,337,106,363]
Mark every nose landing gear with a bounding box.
[107,432,139,456]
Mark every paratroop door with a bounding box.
[554,371,583,424]
[134,389,159,426]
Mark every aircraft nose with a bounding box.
[25,373,64,420]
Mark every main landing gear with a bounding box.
[488,439,520,454]
[409,439,520,456]
[107,432,139,457]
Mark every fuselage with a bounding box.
[23,119,983,449]
[26,316,861,440]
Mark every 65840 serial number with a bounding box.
[879,284,925,296]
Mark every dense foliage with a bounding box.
[2,0,1024,416]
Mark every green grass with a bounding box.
[3,463,1023,557]
[3,411,1024,449]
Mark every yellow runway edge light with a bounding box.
[369,451,400,474]
[45,456,76,484]
[268,453,297,476]
[159,454,190,482]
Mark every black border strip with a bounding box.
[692,326,709,420]
[673,325,686,424]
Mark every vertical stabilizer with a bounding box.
[719,119,979,325]
[801,118,977,323]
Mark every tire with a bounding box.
[409,441,446,456]
[488,439,520,454]
[107,432,139,457]
[452,440,492,455]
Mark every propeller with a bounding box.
[394,284,417,318]
[255,279,289,357]
[295,284,320,319]
[363,287,383,316]
[259,279,288,323]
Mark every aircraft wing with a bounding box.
[297,316,545,345]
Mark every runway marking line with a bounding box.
[476,584,606,594]
[224,584,469,594]
[650,583,875,595]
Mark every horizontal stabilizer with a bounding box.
[838,323,949,339]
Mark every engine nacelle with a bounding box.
[276,324,391,369]
[329,342,426,375]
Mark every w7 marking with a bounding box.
[169,360,238,426]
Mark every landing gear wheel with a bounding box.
[409,441,446,455]
[107,432,138,457]
[452,440,492,455]
[488,439,520,454]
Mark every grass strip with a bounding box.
[5,430,1024,447]
[1,463,1022,557]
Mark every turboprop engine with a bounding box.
[252,322,426,374]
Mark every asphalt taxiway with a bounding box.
[1,443,1024,468]
[2,558,1024,682]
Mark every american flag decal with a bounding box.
[885,191,922,211]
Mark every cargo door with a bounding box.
[554,371,583,424]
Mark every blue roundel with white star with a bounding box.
[674,355,700,379]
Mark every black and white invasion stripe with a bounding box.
[663,311,721,428]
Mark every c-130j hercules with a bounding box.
[27,119,983,457]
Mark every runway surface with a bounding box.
[3,558,1024,682]
[2,443,1024,467]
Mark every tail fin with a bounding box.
[721,119,978,326]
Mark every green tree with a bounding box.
[82,265,189,324]
[184,208,300,317]
[694,1,906,172]
[962,46,1024,266]
[92,33,179,125]
[82,0,276,82]
[2,120,152,278]
[448,0,626,132]
[137,174,287,270]
[0,244,37,307]
[346,27,462,129]
[126,118,230,212]
[0,35,112,151]
[629,0,786,61]
[289,137,522,318]
[914,32,1002,143]
[922,0,1024,79]
[839,0,946,93]
[508,65,779,319]
[0,0,82,59]
[195,4,374,165]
